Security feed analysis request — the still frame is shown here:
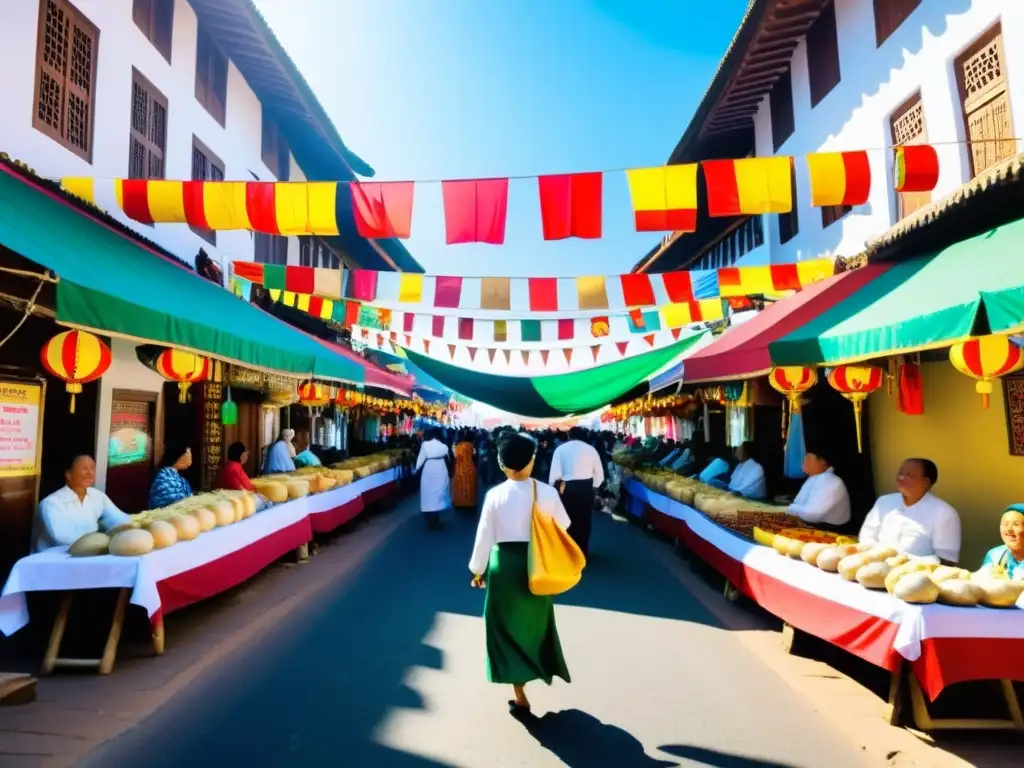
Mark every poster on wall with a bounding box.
[108,401,151,467]
[0,381,42,478]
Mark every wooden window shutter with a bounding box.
[821,204,851,229]
[956,25,1016,178]
[874,0,921,47]
[890,93,931,220]
[777,161,799,245]
[770,68,795,151]
[190,137,223,244]
[129,70,167,180]
[807,0,841,107]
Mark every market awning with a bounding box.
[313,337,412,395]
[402,334,704,418]
[770,216,1024,366]
[0,168,366,384]
[681,264,892,382]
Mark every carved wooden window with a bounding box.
[874,0,920,47]
[128,69,167,181]
[770,67,795,151]
[777,161,798,245]
[890,93,931,220]
[261,113,290,181]
[807,0,841,108]
[191,137,224,245]
[254,233,288,265]
[32,0,98,162]
[956,25,1015,179]
[132,0,173,62]
[195,24,228,126]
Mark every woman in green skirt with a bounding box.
[469,432,572,716]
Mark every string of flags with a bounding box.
[60,145,941,243]
[232,259,834,313]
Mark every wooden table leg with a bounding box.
[98,589,129,675]
[885,663,904,727]
[151,615,165,656]
[41,593,73,676]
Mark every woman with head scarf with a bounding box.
[415,428,451,528]
[148,442,194,509]
[468,432,572,717]
[980,505,1024,579]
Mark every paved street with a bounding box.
[77,495,870,768]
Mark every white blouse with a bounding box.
[468,479,571,575]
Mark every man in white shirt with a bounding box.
[549,427,605,557]
[32,454,132,552]
[859,458,961,563]
[728,441,767,499]
[788,448,851,527]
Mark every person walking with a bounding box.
[548,427,604,558]
[469,432,572,716]
[452,431,478,509]
[415,428,451,528]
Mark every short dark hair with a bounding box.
[806,445,834,466]
[64,452,93,472]
[227,441,247,462]
[908,457,938,485]
[569,427,586,441]
[741,440,756,460]
[159,441,191,468]
[498,432,537,472]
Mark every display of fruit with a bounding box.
[69,532,111,557]
[937,580,983,607]
[109,528,155,557]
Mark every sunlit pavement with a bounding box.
[79,496,869,768]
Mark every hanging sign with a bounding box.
[0,382,42,478]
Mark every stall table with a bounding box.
[624,478,1024,731]
[306,467,400,534]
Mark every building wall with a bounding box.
[867,361,1021,567]
[0,0,303,275]
[745,0,1024,266]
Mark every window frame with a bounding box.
[777,161,799,245]
[889,91,931,221]
[821,204,852,229]
[874,0,921,48]
[32,0,99,163]
[132,0,174,63]
[255,233,289,266]
[190,135,224,246]
[261,112,290,181]
[128,67,168,181]
[955,23,1016,179]
[807,0,841,108]
[770,67,795,152]
[194,23,228,126]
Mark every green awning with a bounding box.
[769,216,1024,366]
[0,170,366,383]
[402,334,704,418]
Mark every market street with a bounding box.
[80,497,869,768]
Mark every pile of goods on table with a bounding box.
[330,450,404,479]
[760,530,1024,609]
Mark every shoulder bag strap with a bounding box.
[999,548,1011,570]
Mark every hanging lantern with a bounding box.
[949,335,1024,409]
[40,330,112,413]
[156,348,210,404]
[768,366,817,437]
[826,365,884,453]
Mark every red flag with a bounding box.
[643,334,656,347]
[591,345,601,363]
[468,347,478,362]
[447,344,457,359]
[528,278,558,311]
[563,348,573,365]
[432,315,445,338]
[895,145,939,193]
[620,274,655,307]
[350,182,414,239]
[487,348,497,364]
[629,308,645,330]
[441,178,509,244]
[671,327,682,340]
[558,319,575,341]
[616,341,629,357]
[343,301,360,329]
[540,350,550,366]
[404,334,411,347]
[403,313,415,333]
[537,172,602,240]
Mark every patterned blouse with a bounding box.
[148,467,193,510]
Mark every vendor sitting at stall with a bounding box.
[787,447,851,527]
[31,453,132,552]
[148,443,194,509]
[858,458,961,564]
[263,429,297,474]
[215,441,256,491]
[293,430,322,468]
[727,441,767,499]
[980,505,1024,579]
[696,445,732,485]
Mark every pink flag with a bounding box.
[350,182,414,239]
[350,270,378,301]
[441,178,509,244]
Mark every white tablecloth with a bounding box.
[625,479,1024,660]
[305,467,399,516]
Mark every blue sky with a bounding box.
[255,0,750,277]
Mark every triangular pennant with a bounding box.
[404,334,412,347]
[671,327,682,340]
[487,348,497,364]
[616,341,629,357]
[468,347,478,362]
[503,349,512,365]
[520,350,529,366]
[423,339,431,354]
[643,334,656,347]
[563,348,573,365]
[360,328,369,339]
[591,345,601,363]
[377,334,385,347]
[447,344,457,360]
[540,350,550,366]
[389,331,397,342]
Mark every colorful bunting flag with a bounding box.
[432,315,445,337]
[643,334,656,347]
[537,172,602,240]
[487,348,497,364]
[563,348,573,365]
[540,350,550,366]
[590,316,610,338]
[616,341,629,357]
[398,273,424,303]
[468,347,478,362]
[480,277,511,310]
[557,319,575,341]
[458,317,474,340]
[703,157,793,217]
[503,349,512,365]
[350,181,414,239]
[625,165,698,232]
[895,145,939,193]
[433,276,464,309]
[494,320,508,343]
[591,345,601,362]
[441,178,509,244]
[528,278,558,311]
[806,151,871,207]
[576,276,609,310]
[521,320,542,343]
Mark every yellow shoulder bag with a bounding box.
[528,480,586,595]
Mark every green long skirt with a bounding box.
[484,542,571,686]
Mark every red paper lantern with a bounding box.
[949,335,1024,409]
[40,330,112,413]
[767,366,817,408]
[156,348,210,403]
[826,365,884,453]
[297,381,330,408]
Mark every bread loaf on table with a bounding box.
[937,580,982,607]
[893,572,940,604]
[855,561,891,589]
